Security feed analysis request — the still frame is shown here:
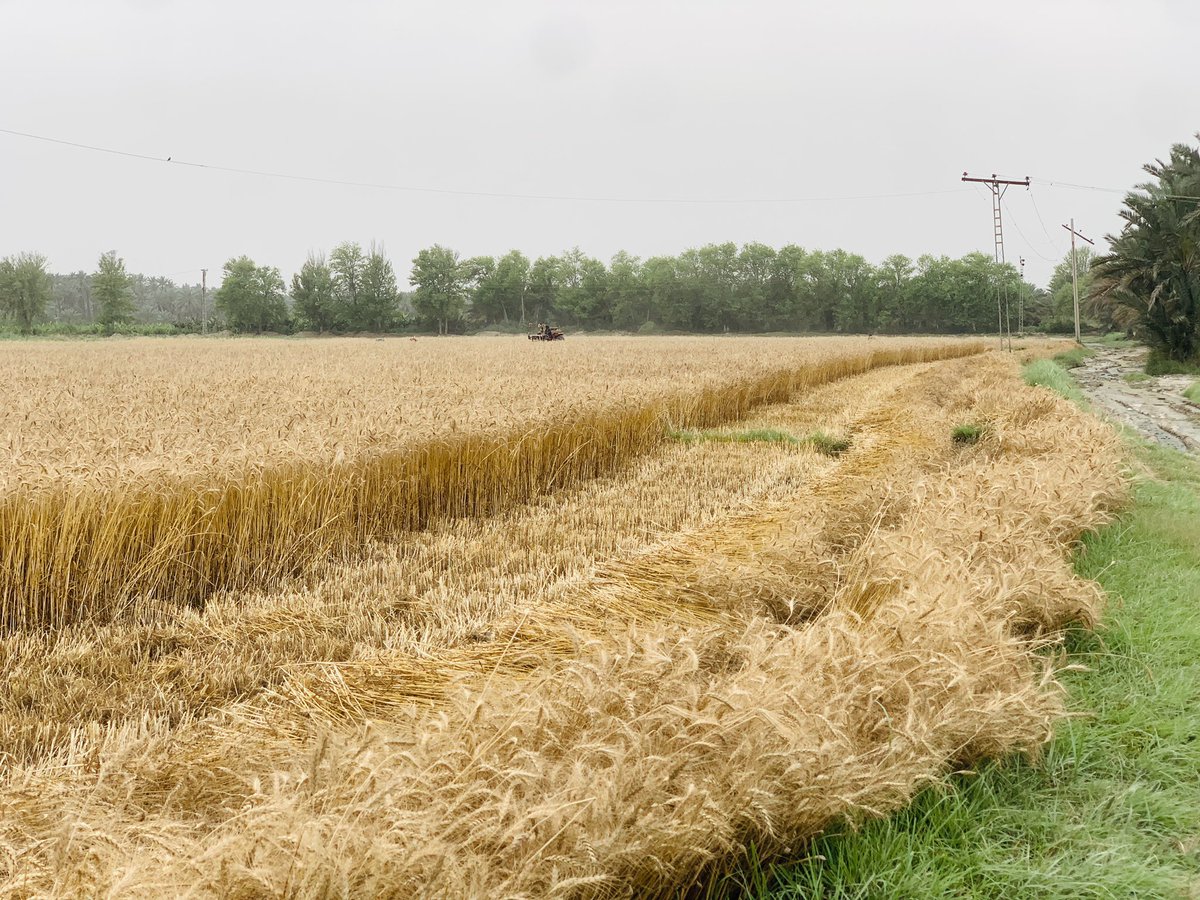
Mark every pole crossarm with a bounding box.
[960,171,1029,352]
[961,173,1032,187]
[1061,223,1095,245]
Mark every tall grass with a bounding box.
[0,340,983,628]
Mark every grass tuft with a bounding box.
[1122,371,1151,384]
[805,430,851,456]
[951,423,985,445]
[1184,381,1199,404]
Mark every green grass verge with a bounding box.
[1123,371,1152,384]
[727,364,1200,899]
[759,448,1200,898]
[1093,332,1138,349]
[1023,359,1088,407]
[1053,346,1094,369]
[1185,382,1199,404]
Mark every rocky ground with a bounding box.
[1073,343,1200,453]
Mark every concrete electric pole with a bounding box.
[962,172,1030,352]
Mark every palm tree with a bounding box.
[1091,136,1200,362]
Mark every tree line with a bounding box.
[3,241,1099,337]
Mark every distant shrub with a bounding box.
[1145,351,1200,376]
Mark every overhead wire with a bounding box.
[0,125,971,205]
[1026,187,1066,255]
[1001,199,1057,263]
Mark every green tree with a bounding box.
[329,242,366,330]
[410,245,466,334]
[291,253,337,332]
[609,251,649,329]
[462,255,497,325]
[526,255,561,324]
[1046,246,1096,328]
[214,256,290,334]
[1092,135,1200,362]
[0,252,52,333]
[92,251,136,330]
[360,244,400,331]
[876,254,914,331]
[556,247,609,327]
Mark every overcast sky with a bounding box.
[2,0,1196,289]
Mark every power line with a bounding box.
[1026,188,1066,255]
[0,125,972,205]
[1001,199,1056,263]
[1030,175,1200,202]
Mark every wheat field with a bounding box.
[0,335,981,628]
[0,335,1128,898]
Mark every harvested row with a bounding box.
[0,352,1129,897]
[0,361,924,765]
[0,338,981,629]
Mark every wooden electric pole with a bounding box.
[962,172,1030,351]
[1061,220,1094,344]
[201,268,208,335]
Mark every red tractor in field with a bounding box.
[528,323,565,341]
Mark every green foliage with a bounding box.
[761,444,1200,900]
[1122,371,1152,384]
[1023,359,1087,406]
[92,251,135,330]
[410,245,467,334]
[213,256,290,334]
[0,252,52,333]
[1145,350,1200,376]
[805,431,851,456]
[421,243,1028,335]
[291,253,337,332]
[951,423,984,444]
[1185,381,1200,403]
[0,321,183,339]
[359,244,401,332]
[1046,245,1097,326]
[1092,135,1200,363]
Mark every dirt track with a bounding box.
[1074,344,1200,454]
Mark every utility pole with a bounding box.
[1018,255,1026,334]
[1061,220,1094,344]
[962,172,1030,351]
[200,268,208,335]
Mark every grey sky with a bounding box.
[2,0,1196,289]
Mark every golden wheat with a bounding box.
[0,347,1128,898]
[0,335,982,628]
